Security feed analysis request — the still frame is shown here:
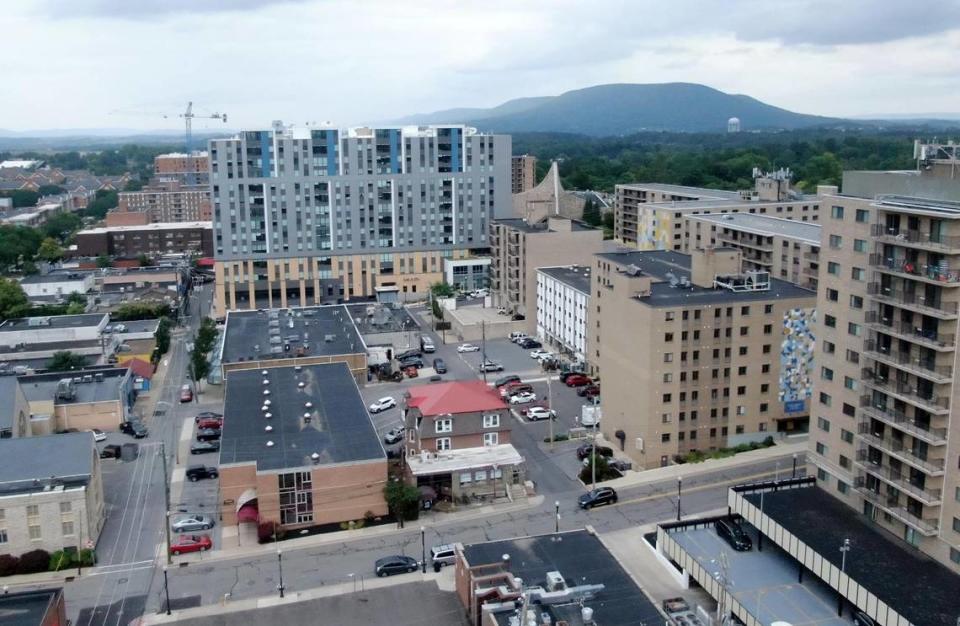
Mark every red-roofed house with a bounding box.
[125,358,154,391]
[403,381,524,502]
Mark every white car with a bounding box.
[457,343,480,353]
[509,332,528,343]
[527,407,557,421]
[90,429,106,442]
[369,397,397,413]
[580,413,601,427]
[530,349,551,360]
[510,391,537,404]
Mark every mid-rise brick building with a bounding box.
[75,221,213,259]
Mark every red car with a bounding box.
[179,385,193,403]
[404,366,419,378]
[564,374,591,387]
[578,385,600,398]
[170,534,212,556]
[197,417,223,430]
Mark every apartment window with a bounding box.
[846,349,860,364]
[853,239,867,253]
[482,414,500,428]
[665,332,674,342]
[62,521,75,536]
[736,405,746,416]
[741,306,750,315]
[662,393,672,403]
[739,326,748,336]
[763,323,772,334]
[821,367,834,381]
[842,403,856,417]
[837,481,849,495]
[855,209,869,223]
[661,433,671,443]
[816,442,827,455]
[665,311,675,321]
[817,417,831,432]
[28,525,42,540]
[761,383,769,393]
[483,432,499,446]
[735,425,744,434]
[279,471,314,525]
[848,322,861,337]
[826,288,839,302]
[841,429,854,444]
[760,403,769,413]
[761,364,770,373]
[459,472,472,484]
[739,346,748,356]
[831,206,844,219]
[849,295,863,309]
[827,262,840,275]
[956,486,960,502]
[435,418,452,433]
[823,340,835,354]
[737,386,746,395]
[829,234,842,248]
[59,502,72,513]
[664,353,673,363]
[820,392,832,407]
[663,373,672,383]
[678,432,685,441]
[738,366,747,375]
[662,413,672,423]
[817,468,828,481]
[0,529,6,544]
[824,314,836,328]
[26,504,38,517]
[436,437,451,451]
[764,304,773,314]
[851,267,865,281]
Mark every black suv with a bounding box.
[399,356,424,368]
[579,487,618,509]
[196,428,222,442]
[186,465,219,481]
[715,517,752,551]
[120,421,148,438]
[518,338,541,349]
[494,375,521,388]
[576,443,614,460]
[432,358,447,374]
[395,349,421,361]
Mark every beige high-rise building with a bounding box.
[511,154,537,194]
[594,247,816,469]
[809,143,960,572]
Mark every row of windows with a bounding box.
[434,414,500,433]
[434,432,499,450]
[829,206,870,222]
[664,345,773,362]
[664,304,775,321]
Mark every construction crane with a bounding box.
[180,101,228,156]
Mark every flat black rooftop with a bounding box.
[19,367,128,405]
[538,265,591,294]
[745,486,960,626]
[220,362,384,471]
[595,249,815,307]
[494,217,595,233]
[0,588,63,626]
[0,313,106,333]
[344,303,420,335]
[462,530,662,626]
[221,305,364,363]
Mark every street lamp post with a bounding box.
[676,477,682,521]
[792,453,798,479]
[163,566,171,615]
[277,548,285,598]
[555,501,560,533]
[837,538,850,616]
[421,526,427,574]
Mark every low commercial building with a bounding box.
[19,272,95,300]
[444,257,491,292]
[74,221,213,259]
[490,216,607,332]
[536,265,590,363]
[614,170,821,249]
[18,367,135,433]
[0,313,108,349]
[455,529,663,626]
[656,478,960,626]
[684,212,821,289]
[218,363,388,530]
[0,433,105,559]
[0,588,67,626]
[403,381,522,502]
[0,376,32,438]
[595,247,817,469]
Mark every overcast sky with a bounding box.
[4,0,960,131]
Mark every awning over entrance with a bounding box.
[236,488,259,523]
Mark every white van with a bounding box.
[430,544,456,568]
[422,337,436,353]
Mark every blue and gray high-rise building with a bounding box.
[209,123,511,315]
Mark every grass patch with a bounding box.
[675,436,776,464]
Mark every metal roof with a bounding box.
[688,213,821,244]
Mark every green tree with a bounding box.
[137,253,151,267]
[154,317,172,356]
[96,254,112,269]
[430,282,455,297]
[0,190,40,208]
[188,349,210,391]
[37,237,64,263]
[384,479,420,526]
[0,225,42,270]
[42,212,82,241]
[0,278,29,320]
[20,260,38,275]
[195,317,218,355]
[84,189,118,220]
[112,302,172,321]
[123,179,144,192]
[46,351,87,372]
[581,198,601,226]
[65,301,86,314]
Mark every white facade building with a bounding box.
[535,266,590,362]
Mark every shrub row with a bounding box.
[0,548,96,577]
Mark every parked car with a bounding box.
[578,487,618,509]
[529,349,551,360]
[383,427,405,445]
[577,385,601,398]
[120,421,148,438]
[494,375,521,388]
[479,361,503,372]
[99,444,122,459]
[404,366,419,378]
[90,429,107,442]
[501,383,532,398]
[508,332,528,343]
[190,440,220,455]
[715,518,753,551]
[526,407,557,421]
[169,534,212,556]
[197,417,223,430]
[510,391,537,404]
[171,514,215,533]
[559,371,588,384]
[369,397,397,413]
[186,465,219,481]
[518,339,541,349]
[608,458,632,472]
[395,349,421,361]
[576,444,613,460]
[564,374,592,387]
[511,314,525,321]
[580,410,601,427]
[457,343,480,353]
[179,384,193,403]
[399,356,424,368]
[194,411,223,423]
[375,555,419,577]
[421,338,436,353]
[430,545,457,568]
[196,428,221,442]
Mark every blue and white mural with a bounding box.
[779,308,816,406]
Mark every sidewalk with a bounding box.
[602,440,808,491]
[174,495,545,565]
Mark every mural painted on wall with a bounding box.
[637,207,672,250]
[779,308,816,404]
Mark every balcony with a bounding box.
[860,370,950,415]
[866,283,959,319]
[858,402,948,446]
[853,478,940,536]
[855,427,946,476]
[855,465,942,506]
[862,340,953,383]
[803,251,820,262]
[717,236,773,253]
[863,311,955,350]
[869,254,960,286]
[872,224,960,254]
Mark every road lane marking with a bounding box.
[610,469,794,509]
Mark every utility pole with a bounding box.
[160,442,172,565]
[838,538,850,616]
[547,375,554,450]
[481,321,487,383]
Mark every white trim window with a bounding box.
[482,414,500,428]
[436,437,451,451]
[483,432,498,446]
[459,472,472,484]
[475,470,487,481]
[435,418,452,434]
